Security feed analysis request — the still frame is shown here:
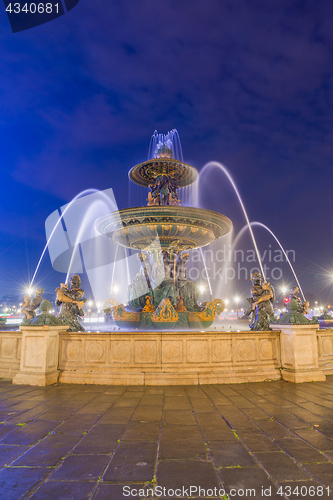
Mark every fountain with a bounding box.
[2,129,330,386]
[97,131,232,330]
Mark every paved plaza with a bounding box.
[1,379,333,499]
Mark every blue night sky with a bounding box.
[0,0,333,304]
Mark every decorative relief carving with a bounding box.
[1,339,15,358]
[24,337,44,368]
[281,334,293,366]
[212,340,231,362]
[260,340,275,360]
[46,338,56,367]
[66,341,80,361]
[321,336,333,356]
[134,341,156,363]
[162,341,182,363]
[187,341,207,363]
[112,342,130,363]
[237,340,256,361]
[86,342,105,362]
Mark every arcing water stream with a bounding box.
[200,161,266,280]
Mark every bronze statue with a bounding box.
[245,273,262,326]
[151,251,177,307]
[245,273,275,331]
[56,275,86,332]
[25,300,67,327]
[250,281,274,331]
[276,286,318,325]
[128,253,152,309]
[303,300,310,316]
[289,286,304,314]
[22,287,44,322]
[176,252,200,311]
[147,175,181,206]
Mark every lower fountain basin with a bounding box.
[95,206,232,250]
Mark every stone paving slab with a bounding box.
[1,378,333,498]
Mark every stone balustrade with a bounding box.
[2,325,333,386]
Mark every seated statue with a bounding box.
[250,281,274,331]
[151,251,176,307]
[289,286,304,314]
[56,274,87,332]
[148,175,180,206]
[176,253,200,311]
[147,191,160,206]
[22,287,44,321]
[128,253,152,310]
[246,272,269,328]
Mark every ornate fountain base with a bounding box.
[104,298,225,331]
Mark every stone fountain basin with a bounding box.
[95,206,232,250]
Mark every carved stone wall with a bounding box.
[0,331,21,379]
[271,324,325,383]
[317,330,333,374]
[4,328,333,386]
[58,330,281,385]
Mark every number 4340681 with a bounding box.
[6,3,59,14]
[277,485,330,496]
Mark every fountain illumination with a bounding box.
[96,131,232,329]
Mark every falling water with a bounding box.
[125,248,131,289]
[148,129,183,161]
[200,162,265,280]
[64,195,119,283]
[199,248,213,297]
[179,179,199,207]
[31,189,102,287]
[111,244,119,293]
[233,221,306,301]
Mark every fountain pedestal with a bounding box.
[13,325,69,386]
[271,324,326,383]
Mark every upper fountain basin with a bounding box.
[129,158,199,187]
[95,206,232,251]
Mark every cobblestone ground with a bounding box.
[1,378,333,499]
